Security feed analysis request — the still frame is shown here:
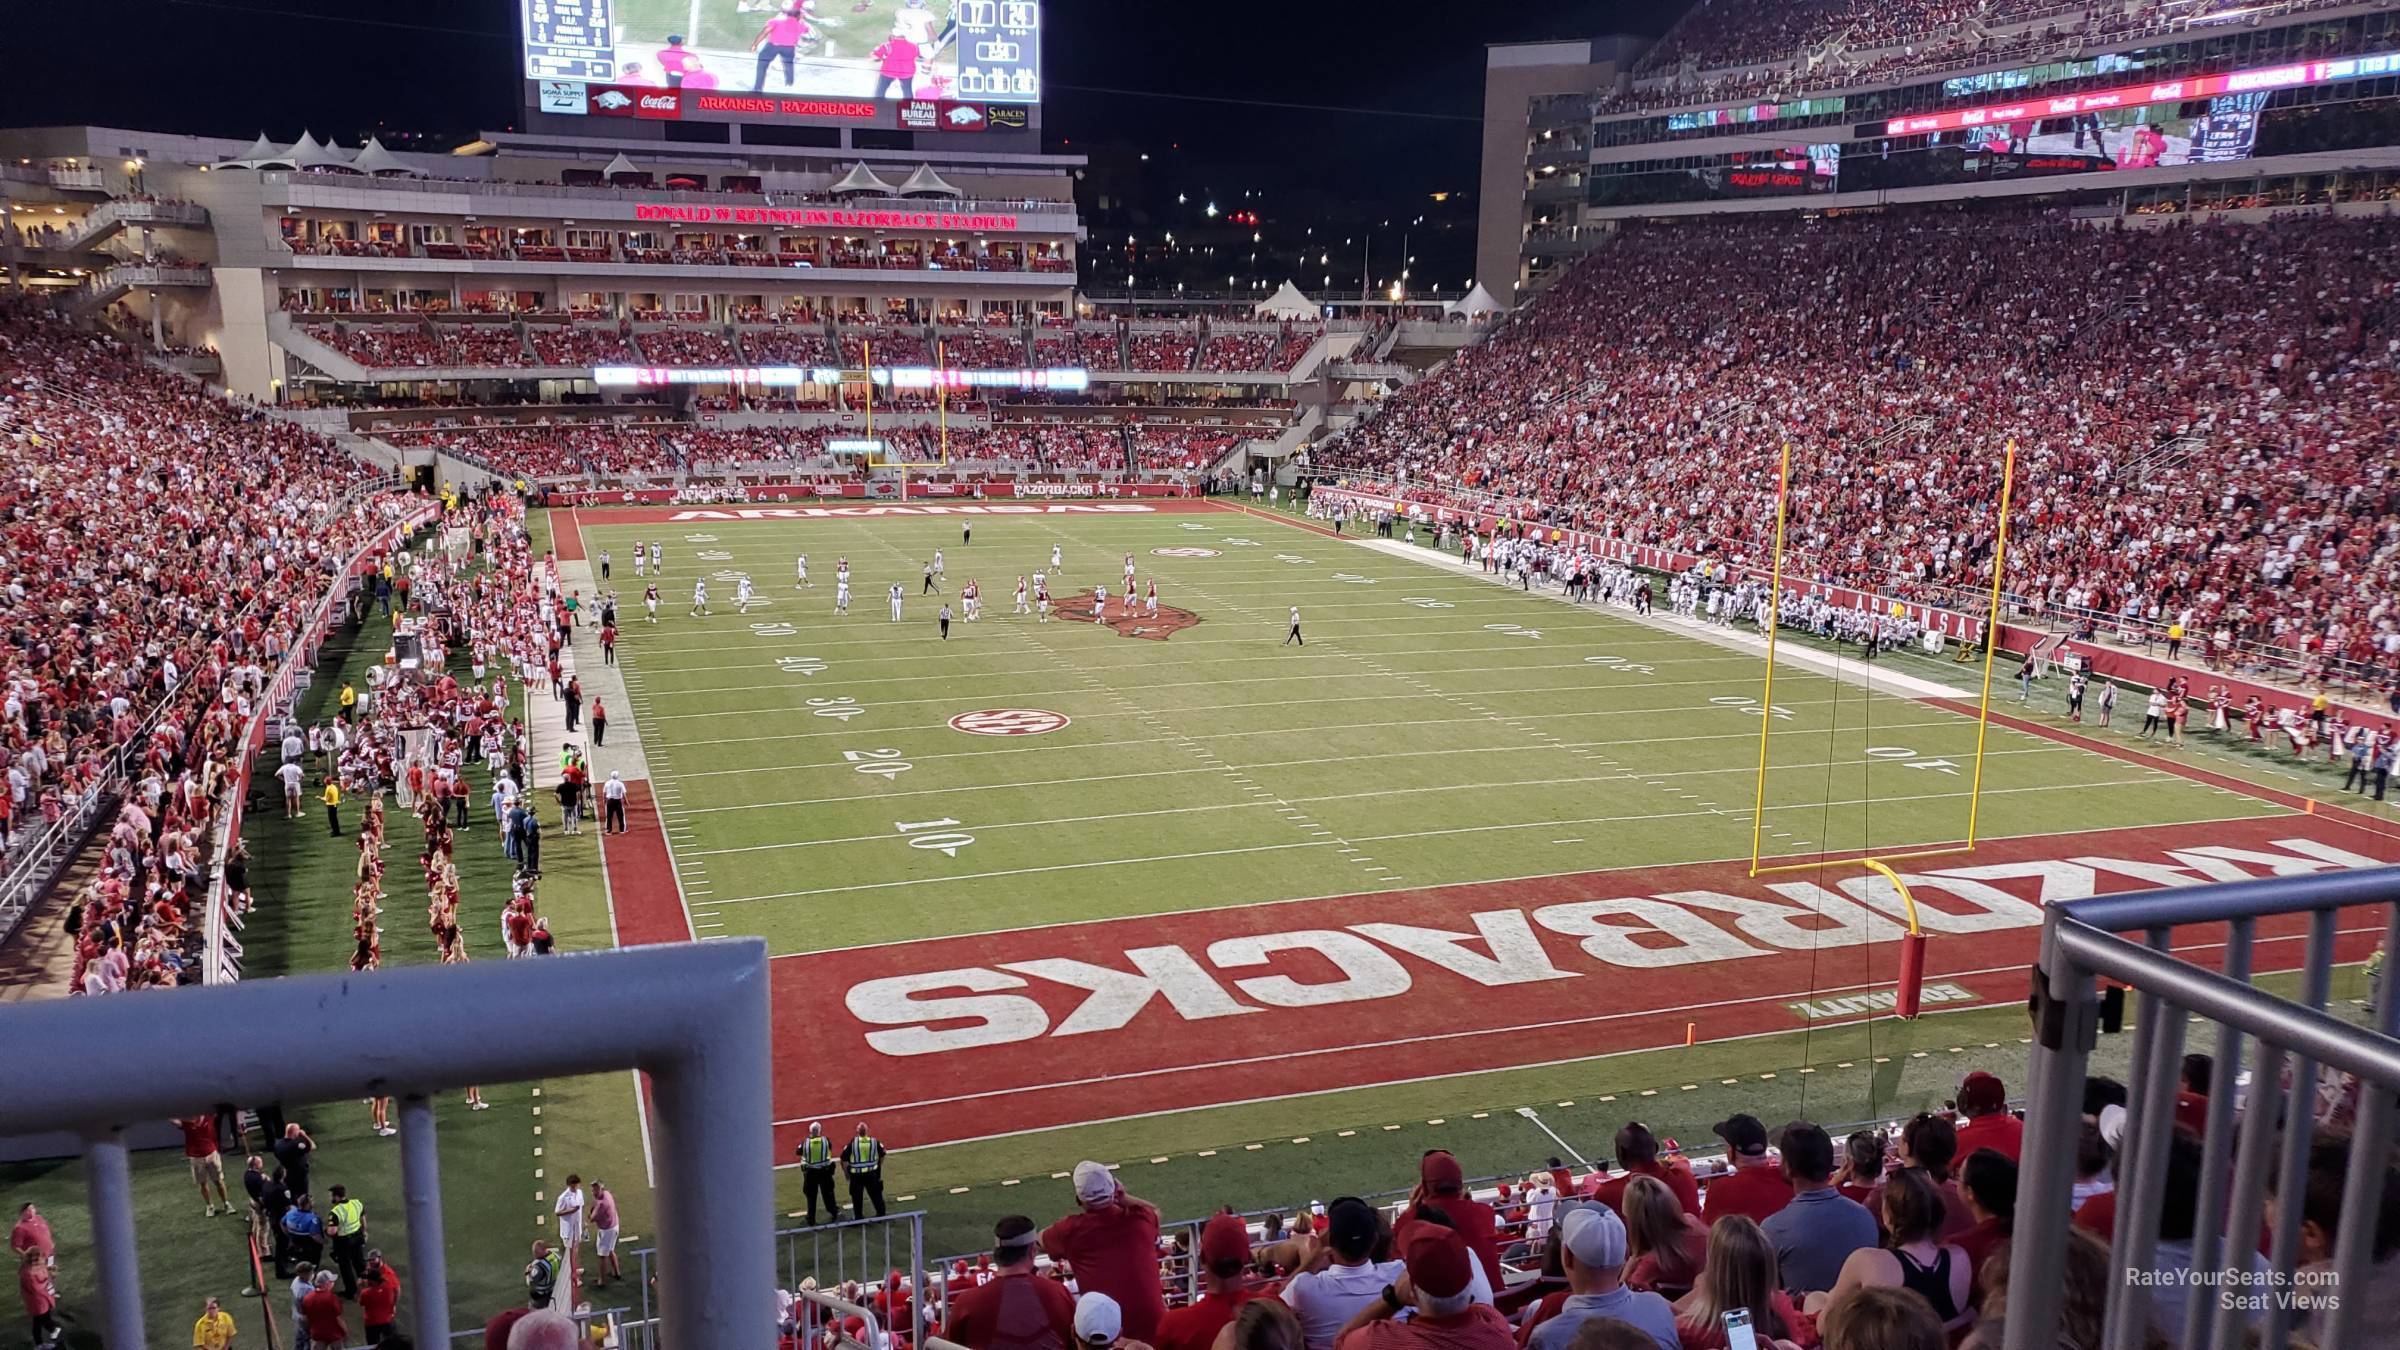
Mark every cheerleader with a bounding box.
[2209,685,2230,734]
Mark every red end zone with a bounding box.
[768,815,2399,1152]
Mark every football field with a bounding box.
[575,499,2399,1183]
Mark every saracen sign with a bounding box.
[632,203,1026,232]
[768,817,2400,1149]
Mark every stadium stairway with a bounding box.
[528,554,654,838]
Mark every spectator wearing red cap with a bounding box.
[1583,1124,1700,1218]
[947,1215,1077,1350]
[1953,1074,2022,1164]
[1156,1214,1267,1350]
[1331,1224,1513,1350]
[1395,1152,1503,1294]
[1526,1207,1678,1350]
[1044,1163,1167,1344]
[1702,1115,1790,1226]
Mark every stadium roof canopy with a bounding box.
[1254,280,1317,320]
[1446,283,1503,318]
[831,163,900,195]
[349,138,421,177]
[896,164,960,197]
[289,132,356,172]
[213,134,292,170]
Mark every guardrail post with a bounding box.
[2261,907,2340,1348]
[399,1095,452,1346]
[646,962,775,1349]
[2007,908,2096,1350]
[2321,901,2400,1349]
[84,1128,151,1350]
[2181,918,2253,1340]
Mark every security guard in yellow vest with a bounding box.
[326,1185,369,1297]
[794,1121,839,1225]
[843,1122,887,1220]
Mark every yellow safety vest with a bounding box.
[847,1137,880,1169]
[802,1136,833,1168]
[329,1199,364,1236]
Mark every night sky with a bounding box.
[1,0,1686,288]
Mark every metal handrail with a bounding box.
[260,170,1073,220]
[2009,865,2400,1350]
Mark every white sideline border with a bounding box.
[1342,535,1975,702]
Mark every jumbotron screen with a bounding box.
[524,0,1039,125]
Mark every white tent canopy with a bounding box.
[289,132,356,172]
[1254,280,1317,320]
[1445,283,1503,318]
[830,163,898,196]
[603,152,643,179]
[214,133,290,169]
[349,138,419,177]
[895,164,960,197]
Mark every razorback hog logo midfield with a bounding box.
[769,819,2400,1149]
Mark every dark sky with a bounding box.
[1,0,1684,280]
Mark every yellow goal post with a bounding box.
[1742,440,2019,1017]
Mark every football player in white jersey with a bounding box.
[795,554,810,589]
[690,580,709,617]
[1014,575,1029,614]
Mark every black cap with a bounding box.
[1325,1197,1379,1256]
[1714,1113,1769,1156]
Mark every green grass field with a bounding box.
[9,499,2390,1347]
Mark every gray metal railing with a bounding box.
[633,1209,928,1344]
[0,940,776,1349]
[2009,867,2400,1350]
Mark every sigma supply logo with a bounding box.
[540,81,588,115]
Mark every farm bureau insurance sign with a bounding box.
[633,203,1025,232]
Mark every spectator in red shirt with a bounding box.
[177,1112,233,1217]
[1584,1124,1701,1218]
[1701,1115,1790,1226]
[1953,1150,2016,1299]
[1043,1162,1167,1344]
[18,1246,57,1346]
[1395,1152,1503,1295]
[10,1203,54,1268]
[300,1270,349,1349]
[357,1250,403,1344]
[1953,1073,2023,1164]
[1332,1224,1514,1350]
[1618,1177,1707,1299]
[2175,1053,2214,1136]
[946,1215,1076,1350]
[1156,1214,1265,1350]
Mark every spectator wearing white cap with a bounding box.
[1044,1164,1167,1344]
[1525,1207,1678,1350]
[1074,1292,1144,1350]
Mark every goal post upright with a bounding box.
[1746,441,1795,878]
[1738,437,2017,1018]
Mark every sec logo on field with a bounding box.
[949,708,1072,737]
[1151,547,1223,558]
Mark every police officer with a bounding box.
[326,1185,368,1297]
[795,1122,839,1225]
[843,1122,887,1220]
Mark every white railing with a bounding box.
[0,939,777,1349]
[261,171,1073,220]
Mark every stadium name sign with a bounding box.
[632,203,1025,232]
[837,832,2378,1058]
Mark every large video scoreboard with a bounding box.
[523,0,1039,129]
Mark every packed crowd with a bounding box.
[1129,328,1200,373]
[526,324,637,367]
[753,1062,2397,1350]
[936,327,1032,370]
[385,425,805,480]
[636,324,738,367]
[443,324,529,367]
[742,326,838,366]
[1130,425,1242,472]
[1317,208,2400,681]
[305,323,450,369]
[0,299,416,994]
[841,328,929,368]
